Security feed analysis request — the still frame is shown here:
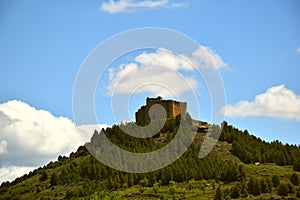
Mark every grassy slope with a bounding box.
[85,142,299,200]
[1,139,299,199]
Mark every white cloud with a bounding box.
[135,48,194,71]
[297,47,300,54]
[0,100,109,183]
[222,85,300,121]
[101,0,188,14]
[108,64,197,97]
[0,100,82,167]
[0,166,35,184]
[171,2,188,8]
[193,46,228,70]
[77,124,110,143]
[0,140,8,154]
[107,46,227,96]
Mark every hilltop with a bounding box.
[0,115,300,199]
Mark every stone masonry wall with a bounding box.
[135,97,187,123]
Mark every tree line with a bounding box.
[1,118,300,199]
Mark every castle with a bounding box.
[135,96,187,123]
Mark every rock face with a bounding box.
[135,96,187,123]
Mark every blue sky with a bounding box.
[0,0,300,182]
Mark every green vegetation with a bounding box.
[1,117,300,199]
[290,173,299,186]
[293,160,300,172]
[219,121,300,166]
[214,186,223,200]
[272,175,280,188]
[278,183,289,196]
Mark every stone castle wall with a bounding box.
[135,97,187,123]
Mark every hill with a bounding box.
[0,115,300,199]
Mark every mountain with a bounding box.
[0,115,300,199]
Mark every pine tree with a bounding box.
[290,173,299,186]
[120,174,128,188]
[271,175,280,187]
[287,182,295,193]
[266,177,273,192]
[278,183,289,196]
[239,181,248,197]
[128,174,134,187]
[230,184,240,199]
[50,173,59,186]
[214,186,224,200]
[223,188,231,199]
[260,178,268,193]
[293,160,300,172]
[107,176,114,189]
[276,153,286,166]
[238,165,246,181]
[247,177,255,195]
[114,174,121,189]
[253,178,261,196]
[248,177,261,196]
[39,171,47,182]
[221,162,239,183]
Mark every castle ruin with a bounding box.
[135,96,187,123]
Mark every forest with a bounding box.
[0,115,300,199]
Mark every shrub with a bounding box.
[139,186,144,194]
[139,177,148,187]
[169,181,176,195]
[39,171,47,182]
[230,185,240,199]
[271,175,280,187]
[266,177,273,192]
[248,177,261,196]
[187,179,195,190]
[153,182,159,194]
[293,160,300,172]
[290,173,299,186]
[50,173,59,186]
[260,178,268,193]
[278,183,289,196]
[214,186,224,200]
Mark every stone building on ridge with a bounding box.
[135,96,187,123]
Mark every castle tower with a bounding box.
[135,96,187,123]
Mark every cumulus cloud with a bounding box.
[0,166,35,184]
[107,46,227,97]
[77,124,110,143]
[0,100,82,167]
[101,0,188,14]
[0,100,109,183]
[0,141,8,154]
[193,46,228,70]
[222,85,300,121]
[108,64,197,97]
[135,48,194,71]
